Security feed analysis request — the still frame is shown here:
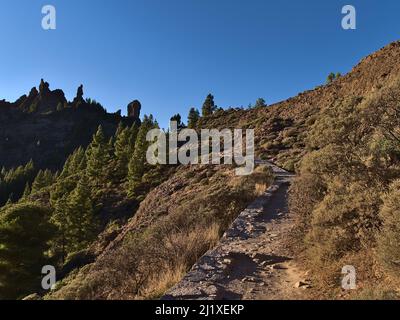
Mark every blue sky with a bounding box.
[0,0,399,128]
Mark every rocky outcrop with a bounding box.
[39,79,51,97]
[72,84,85,107]
[14,79,67,113]
[0,81,140,170]
[127,100,141,120]
[29,87,39,98]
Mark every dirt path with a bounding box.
[164,163,311,300]
[226,178,308,300]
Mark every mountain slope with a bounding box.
[46,40,400,300]
[199,41,400,170]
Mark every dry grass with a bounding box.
[49,165,272,300]
[139,222,220,299]
[139,264,187,300]
[255,183,267,195]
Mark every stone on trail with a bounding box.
[272,263,287,270]
[294,281,311,289]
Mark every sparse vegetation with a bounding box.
[289,78,400,298]
[327,72,341,84]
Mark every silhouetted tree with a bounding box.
[254,98,267,108]
[202,94,216,117]
[170,113,185,130]
[327,72,341,84]
[187,108,200,129]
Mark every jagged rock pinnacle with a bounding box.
[39,79,50,97]
[127,100,141,119]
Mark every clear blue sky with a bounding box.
[0,0,399,128]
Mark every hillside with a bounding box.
[2,41,400,300]
[43,41,400,300]
[199,41,400,171]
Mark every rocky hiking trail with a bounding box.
[163,162,312,300]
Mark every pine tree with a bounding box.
[59,154,73,179]
[254,98,267,108]
[31,170,46,193]
[43,169,55,185]
[128,116,156,193]
[31,169,54,193]
[170,113,185,130]
[25,159,34,173]
[202,94,215,117]
[22,183,31,199]
[52,196,68,262]
[85,126,110,185]
[114,127,131,181]
[0,160,35,206]
[70,147,87,172]
[327,72,336,83]
[65,175,96,252]
[187,108,200,129]
[115,122,125,138]
[60,147,86,179]
[107,137,115,155]
[0,203,56,299]
[128,124,139,154]
[5,197,12,206]
[51,175,96,259]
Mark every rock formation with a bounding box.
[0,81,133,170]
[127,100,141,120]
[72,84,85,107]
[39,79,50,97]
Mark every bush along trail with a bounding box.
[163,162,312,300]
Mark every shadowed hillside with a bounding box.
[0,80,140,170]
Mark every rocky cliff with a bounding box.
[0,80,141,170]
